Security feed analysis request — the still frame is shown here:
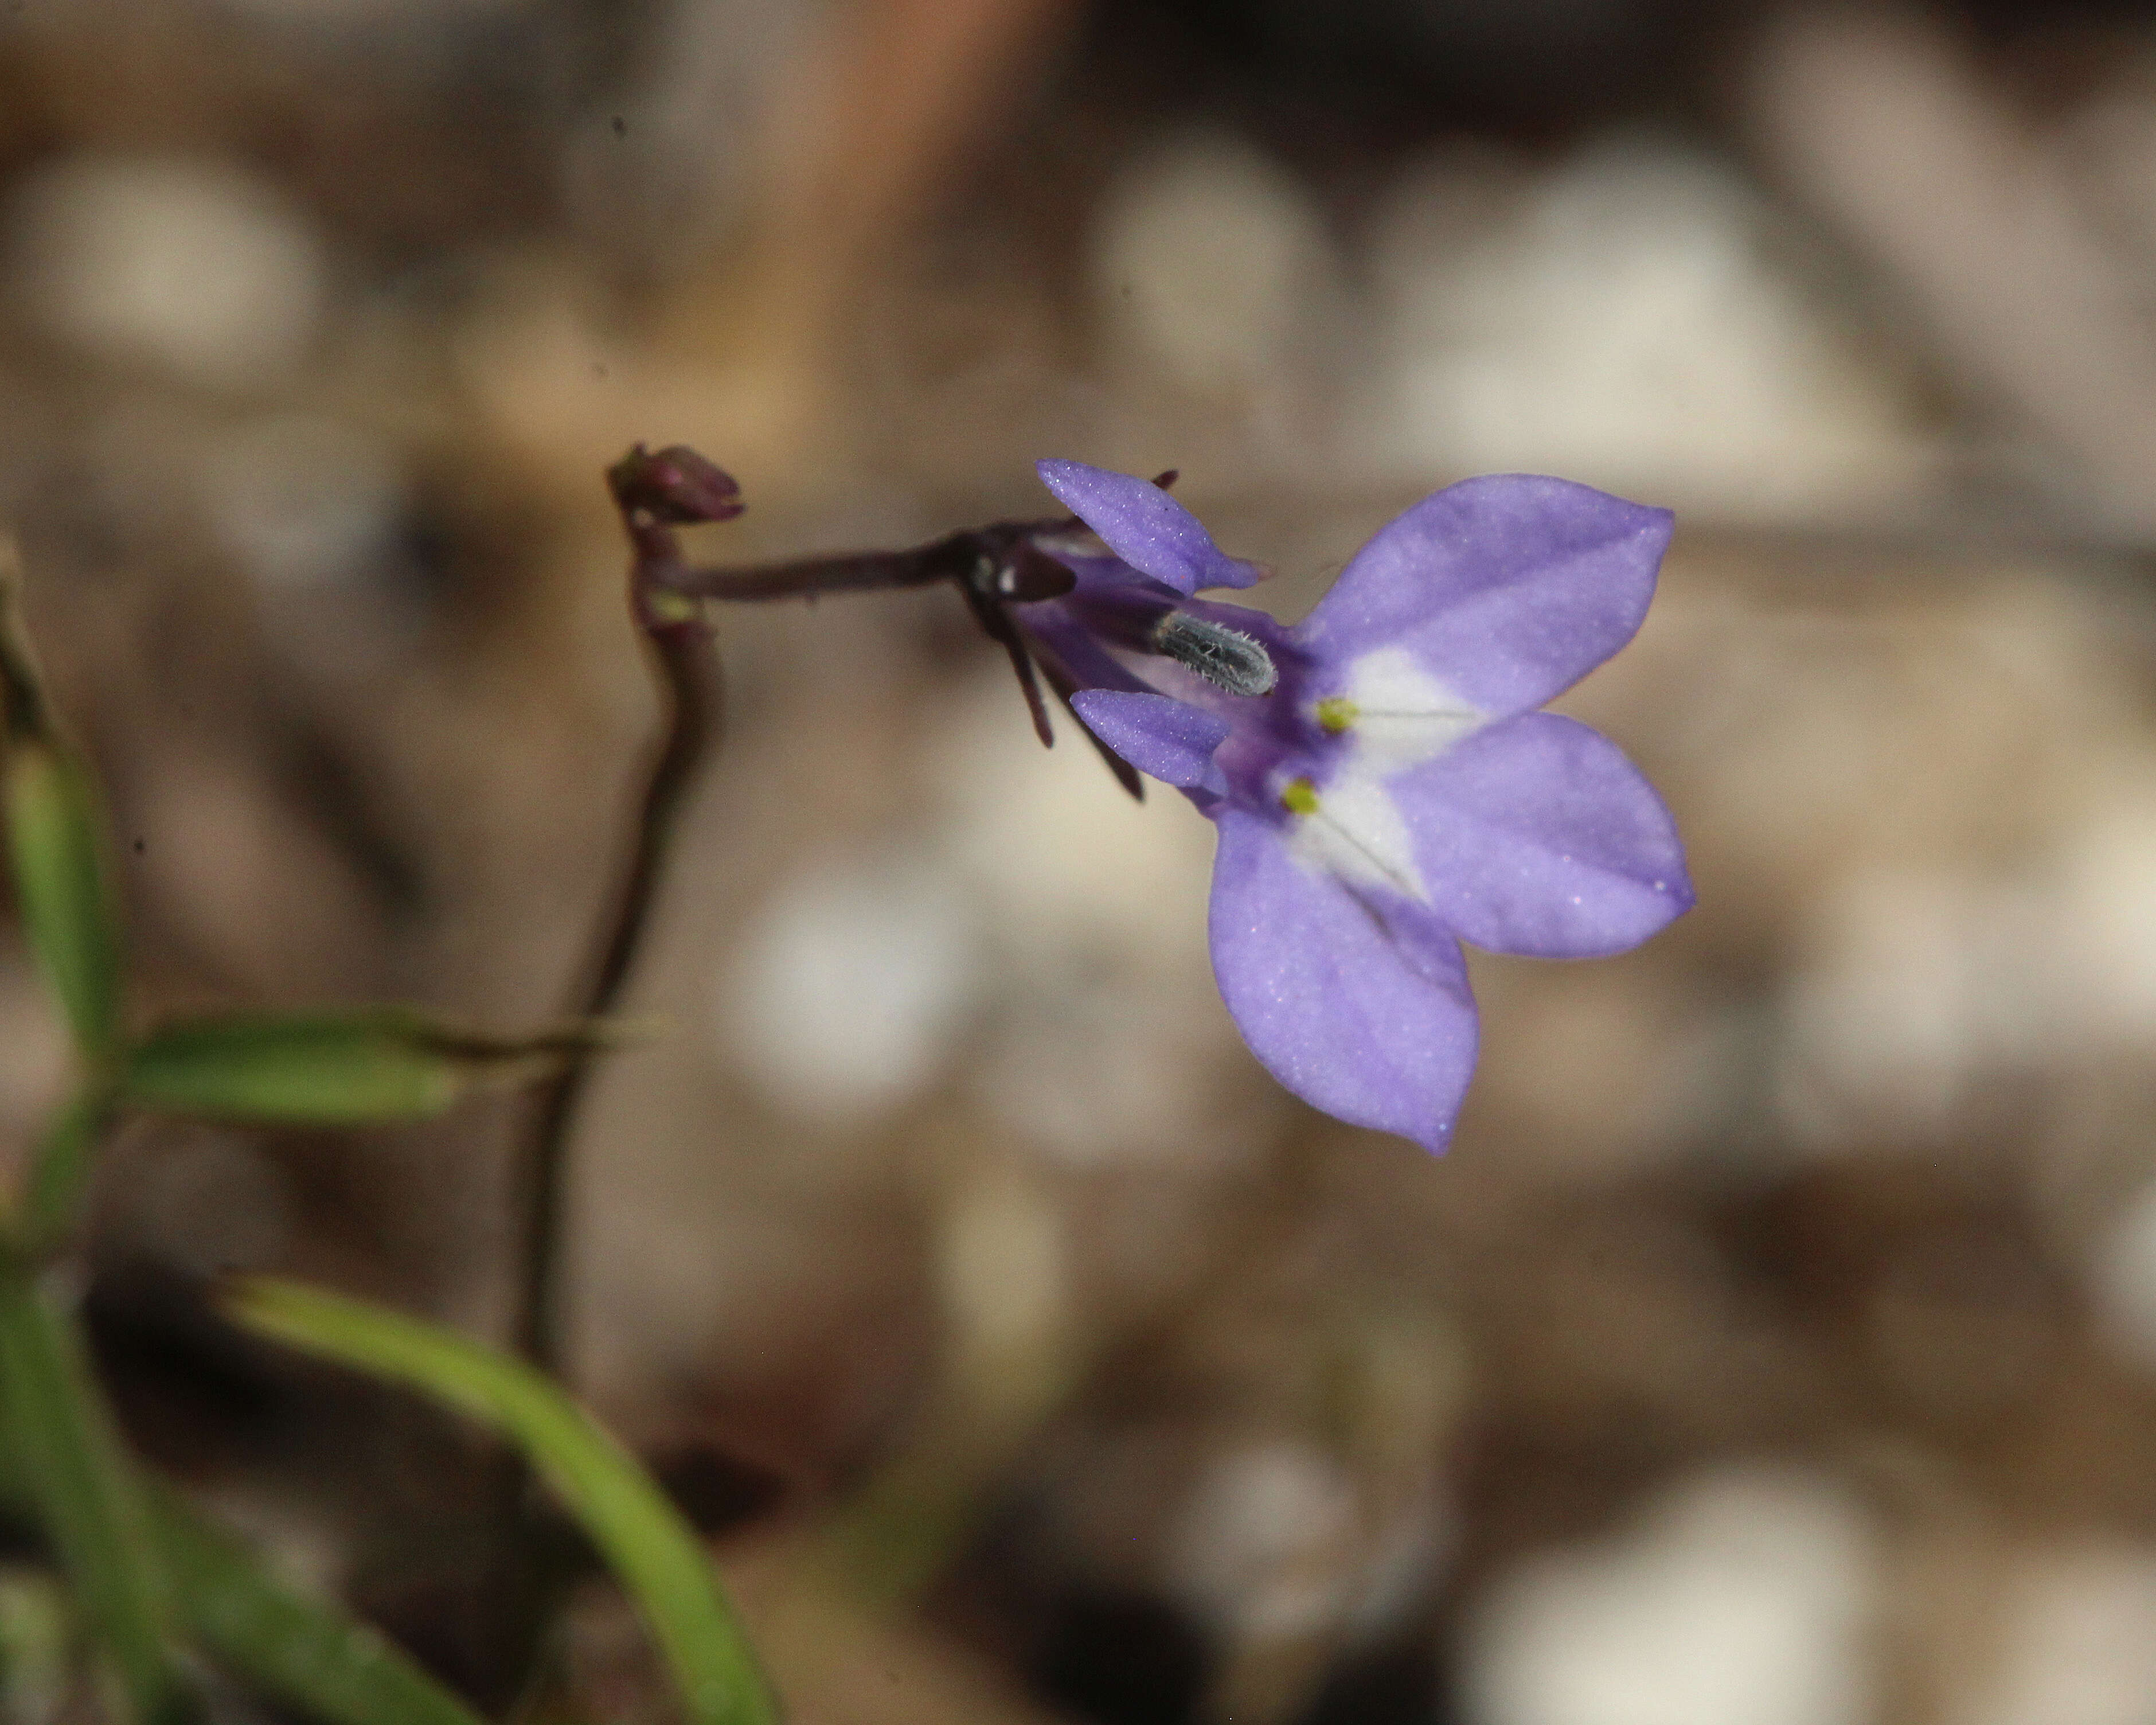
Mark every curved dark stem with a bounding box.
[509,443,738,1375]
[487,447,735,1712]
[491,629,714,1706]
[511,619,717,1370]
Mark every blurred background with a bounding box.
[7,0,2156,1720]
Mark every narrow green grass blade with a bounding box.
[22,1081,117,1254]
[0,551,122,1063]
[225,1278,778,1725]
[0,1269,188,1725]
[3,746,119,1064]
[0,1564,72,1725]
[124,1011,457,1123]
[124,1010,616,1126]
[151,1490,484,1725]
[0,1274,483,1725]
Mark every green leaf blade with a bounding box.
[151,1491,485,1725]
[5,746,120,1061]
[0,551,123,1064]
[225,1277,777,1725]
[122,1010,612,1126]
[0,1271,189,1725]
[124,1011,458,1124]
[24,1081,119,1253]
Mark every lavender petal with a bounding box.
[1389,711,1693,958]
[1209,808,1478,1153]
[1296,475,1671,716]
[1071,690,1231,794]
[1036,459,1261,594]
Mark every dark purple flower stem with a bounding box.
[483,447,745,1714]
[509,625,716,1368]
[635,480,1185,790]
[510,446,1114,1369]
[511,444,743,1373]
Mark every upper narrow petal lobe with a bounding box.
[1071,690,1231,795]
[1295,475,1671,717]
[1209,807,1479,1153]
[1036,459,1262,594]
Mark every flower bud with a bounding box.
[607,444,743,525]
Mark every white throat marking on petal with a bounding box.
[1326,647,1485,773]
[1283,772,1426,902]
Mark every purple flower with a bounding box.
[1007,460,1693,1153]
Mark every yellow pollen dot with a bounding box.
[1280,776,1320,815]
[1316,696,1358,733]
